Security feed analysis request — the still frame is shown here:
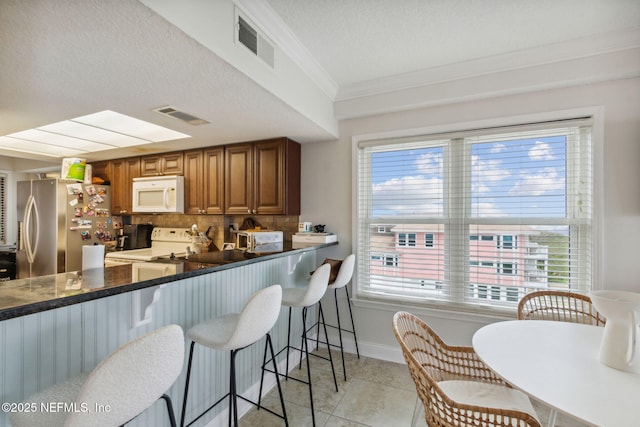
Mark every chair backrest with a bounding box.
[66,324,184,427]
[330,254,355,289]
[392,312,541,427]
[226,284,283,350]
[299,263,331,307]
[517,290,606,325]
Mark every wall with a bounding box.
[300,76,640,361]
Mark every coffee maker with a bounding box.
[116,224,153,250]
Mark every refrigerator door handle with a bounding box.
[23,195,40,264]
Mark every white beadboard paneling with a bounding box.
[0,250,319,427]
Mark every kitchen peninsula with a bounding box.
[0,242,337,427]
[0,242,336,320]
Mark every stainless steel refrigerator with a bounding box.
[17,179,114,278]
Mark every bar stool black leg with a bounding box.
[160,394,178,427]
[318,302,338,392]
[229,349,238,427]
[180,341,196,427]
[301,307,317,427]
[285,307,292,380]
[344,286,360,358]
[267,333,289,426]
[334,289,347,381]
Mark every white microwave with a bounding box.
[132,175,184,213]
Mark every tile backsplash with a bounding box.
[131,215,299,250]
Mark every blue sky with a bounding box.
[371,135,568,218]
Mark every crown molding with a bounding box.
[234,0,339,100]
[337,27,640,101]
[335,48,640,120]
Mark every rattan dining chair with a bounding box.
[517,290,606,325]
[392,311,542,427]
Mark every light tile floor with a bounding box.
[240,348,588,427]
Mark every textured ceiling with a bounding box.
[265,0,640,87]
[0,0,337,164]
[1,0,639,166]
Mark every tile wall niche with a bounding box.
[131,215,299,250]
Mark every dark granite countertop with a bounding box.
[0,242,336,321]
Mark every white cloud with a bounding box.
[415,152,442,175]
[472,155,510,193]
[509,167,565,196]
[490,143,506,154]
[529,141,555,161]
[372,175,443,215]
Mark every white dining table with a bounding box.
[472,320,639,427]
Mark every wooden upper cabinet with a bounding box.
[184,147,224,215]
[203,148,225,214]
[224,138,300,215]
[90,138,299,216]
[110,157,140,215]
[140,152,183,176]
[224,143,253,215]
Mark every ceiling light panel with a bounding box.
[38,120,150,148]
[8,129,112,152]
[73,110,190,142]
[0,136,84,157]
[1,110,191,159]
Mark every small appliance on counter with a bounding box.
[236,230,283,253]
[0,249,17,281]
[118,224,153,250]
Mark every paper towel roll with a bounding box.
[82,244,105,270]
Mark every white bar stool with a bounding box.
[313,254,359,381]
[10,324,185,427]
[264,263,337,427]
[180,284,287,427]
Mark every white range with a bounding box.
[105,227,193,266]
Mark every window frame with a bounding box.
[0,173,6,245]
[351,108,604,315]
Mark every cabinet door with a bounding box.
[111,157,140,214]
[254,139,285,214]
[140,155,162,176]
[224,143,253,214]
[184,150,204,215]
[162,152,184,176]
[140,152,183,176]
[203,147,224,214]
[254,138,301,215]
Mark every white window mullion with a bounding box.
[446,138,467,303]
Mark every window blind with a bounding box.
[356,120,593,310]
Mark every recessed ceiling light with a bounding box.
[1,110,191,159]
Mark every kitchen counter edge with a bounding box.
[0,242,337,321]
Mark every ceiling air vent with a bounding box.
[152,106,209,126]
[236,11,275,68]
